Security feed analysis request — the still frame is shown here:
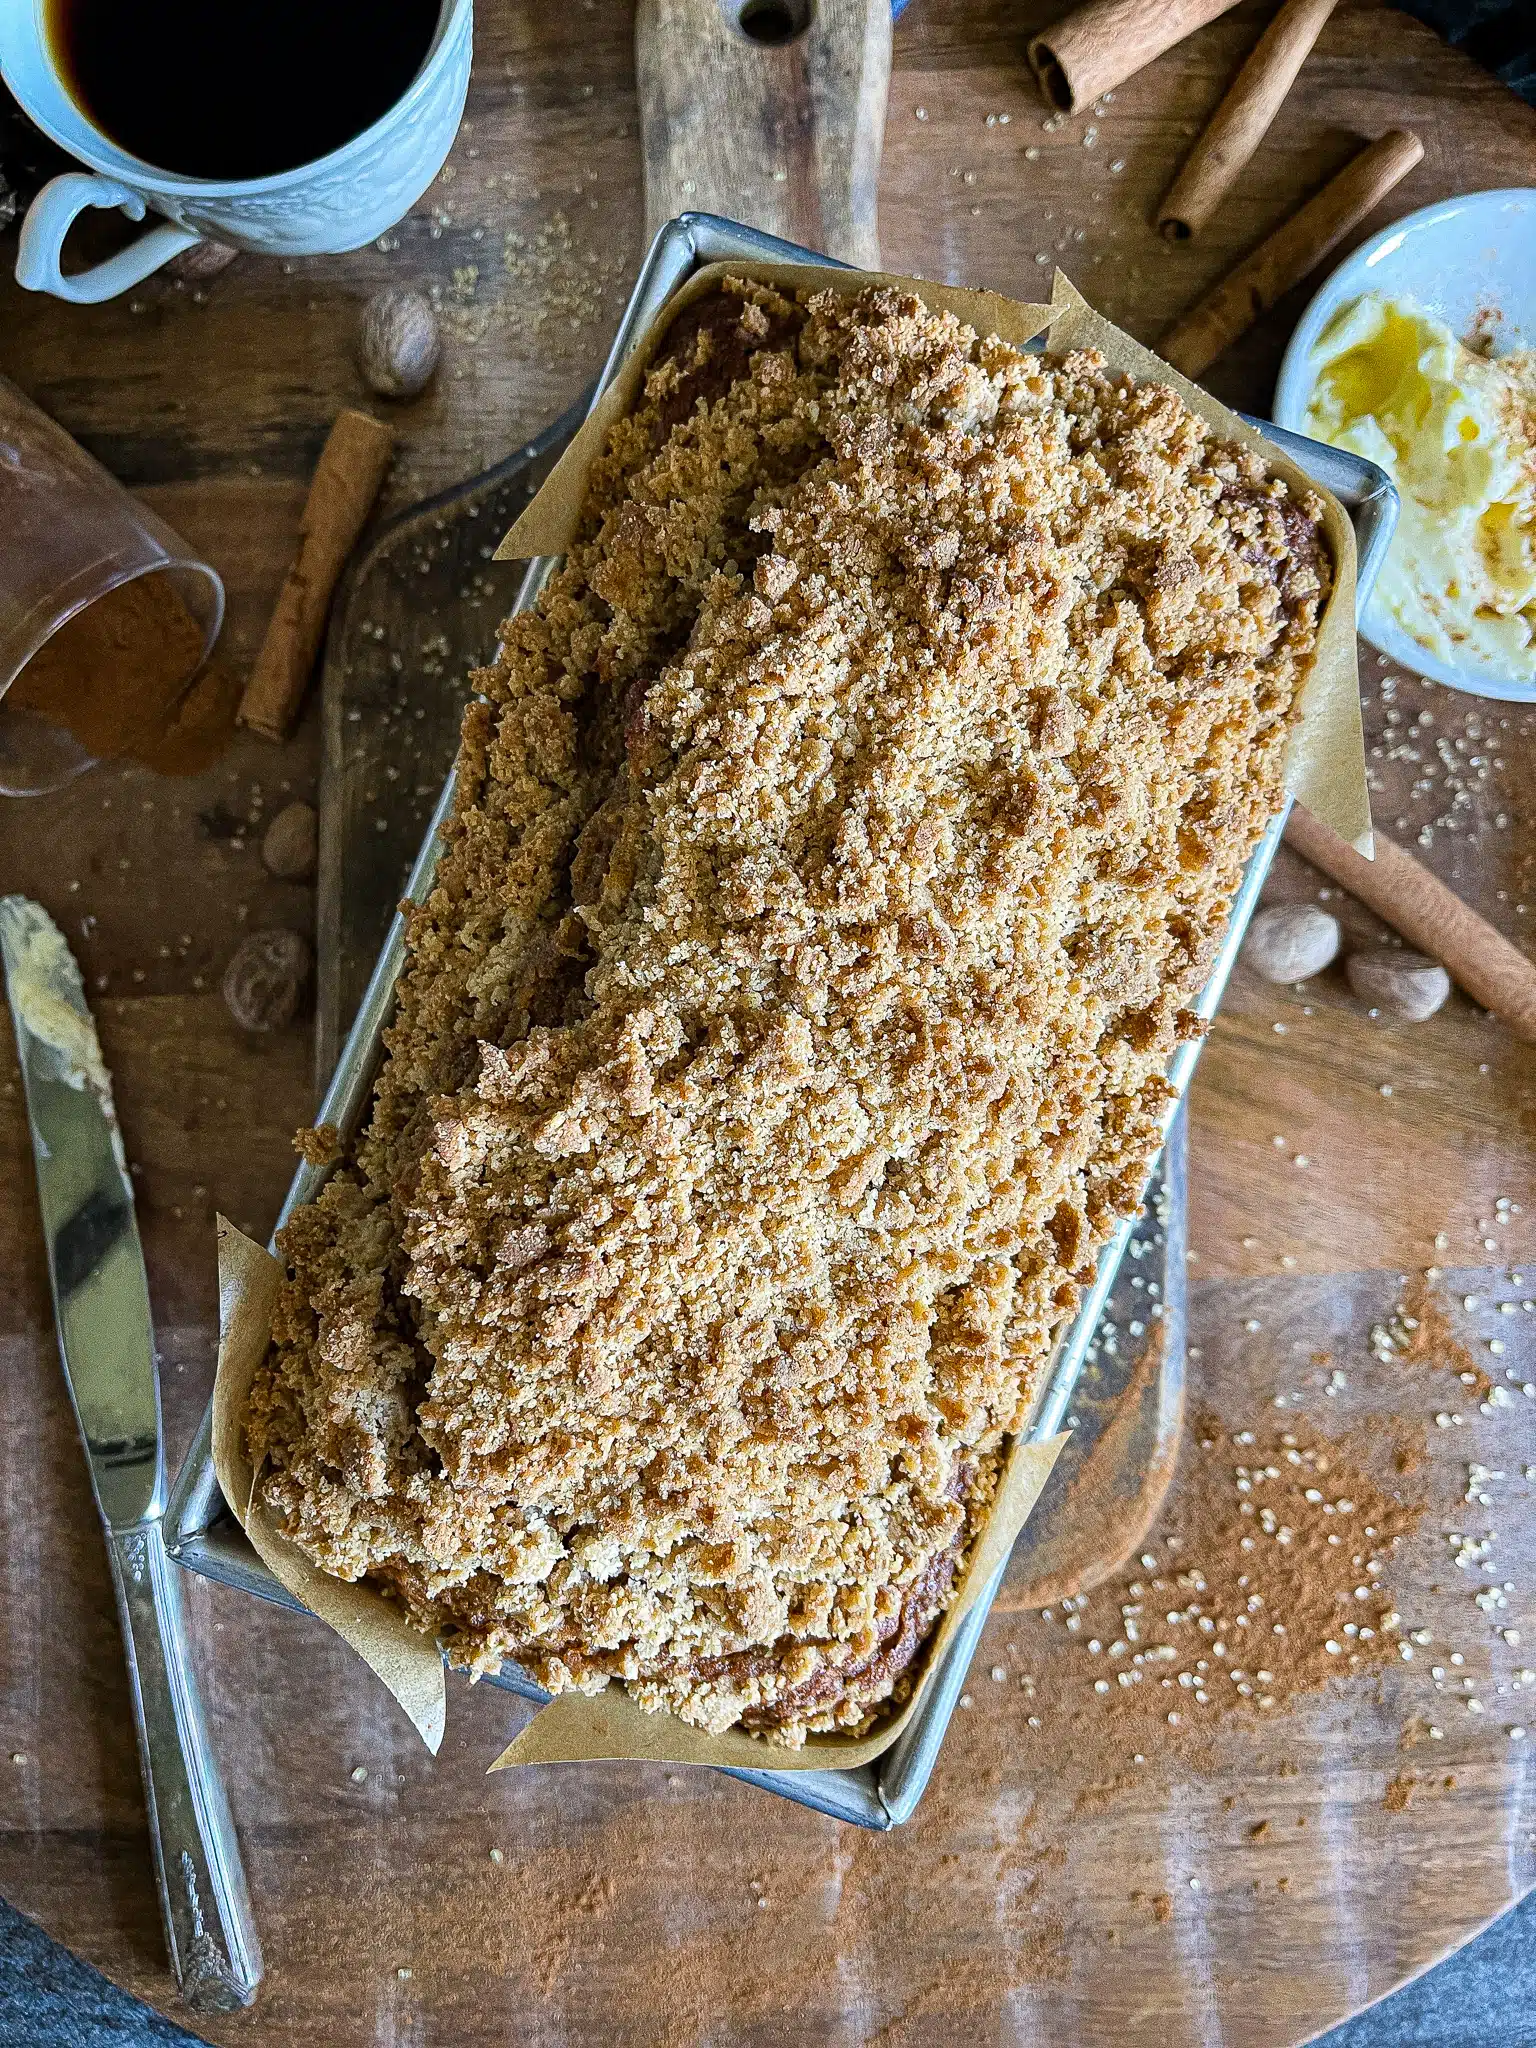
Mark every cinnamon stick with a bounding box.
[1284,805,1536,1043]
[1159,128,1423,379]
[1157,0,1341,240]
[1028,0,1243,115]
[237,408,394,743]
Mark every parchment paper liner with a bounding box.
[489,1429,1066,1772]
[212,261,1369,1772]
[214,1218,446,1753]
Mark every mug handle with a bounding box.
[16,172,202,304]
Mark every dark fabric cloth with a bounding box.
[0,1900,204,2048]
[1321,1887,1536,2046]
[1394,0,1536,101]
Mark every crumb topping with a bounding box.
[246,278,1330,1744]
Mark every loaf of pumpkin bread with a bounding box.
[244,277,1329,1744]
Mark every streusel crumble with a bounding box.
[246,278,1330,1744]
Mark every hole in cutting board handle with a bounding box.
[728,0,813,46]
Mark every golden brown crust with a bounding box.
[245,278,1330,1745]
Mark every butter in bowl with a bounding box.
[1275,188,1536,702]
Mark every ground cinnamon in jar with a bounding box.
[4,568,235,775]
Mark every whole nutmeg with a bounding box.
[358,287,441,399]
[261,800,318,882]
[1345,947,1451,1023]
[1242,901,1341,985]
[223,928,312,1032]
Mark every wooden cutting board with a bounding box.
[636,0,891,264]
[1,6,1534,2045]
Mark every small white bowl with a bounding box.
[1274,188,1536,703]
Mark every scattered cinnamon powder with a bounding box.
[141,655,241,776]
[1008,1410,1423,1769]
[1130,1885,1175,1920]
[1383,1770,1457,1811]
[6,569,232,775]
[1371,1275,1491,1401]
[870,1928,1067,2039]
[1382,1772,1416,1812]
[1070,1773,1136,1817]
[526,1867,618,1997]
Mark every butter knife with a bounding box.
[0,896,261,2012]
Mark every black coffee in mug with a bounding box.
[46,0,442,182]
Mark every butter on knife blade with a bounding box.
[0,893,160,1528]
[0,894,116,1099]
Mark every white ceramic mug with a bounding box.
[1,0,473,303]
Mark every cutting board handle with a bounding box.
[635,0,891,267]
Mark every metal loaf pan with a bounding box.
[168,213,1399,1830]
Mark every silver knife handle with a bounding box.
[105,1521,263,2011]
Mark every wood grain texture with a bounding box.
[636,0,891,264]
[1007,1116,1190,1613]
[1156,0,1342,238]
[1,4,1535,2043]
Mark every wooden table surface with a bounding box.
[2,4,1534,2043]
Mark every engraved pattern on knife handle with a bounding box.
[105,1519,263,2011]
